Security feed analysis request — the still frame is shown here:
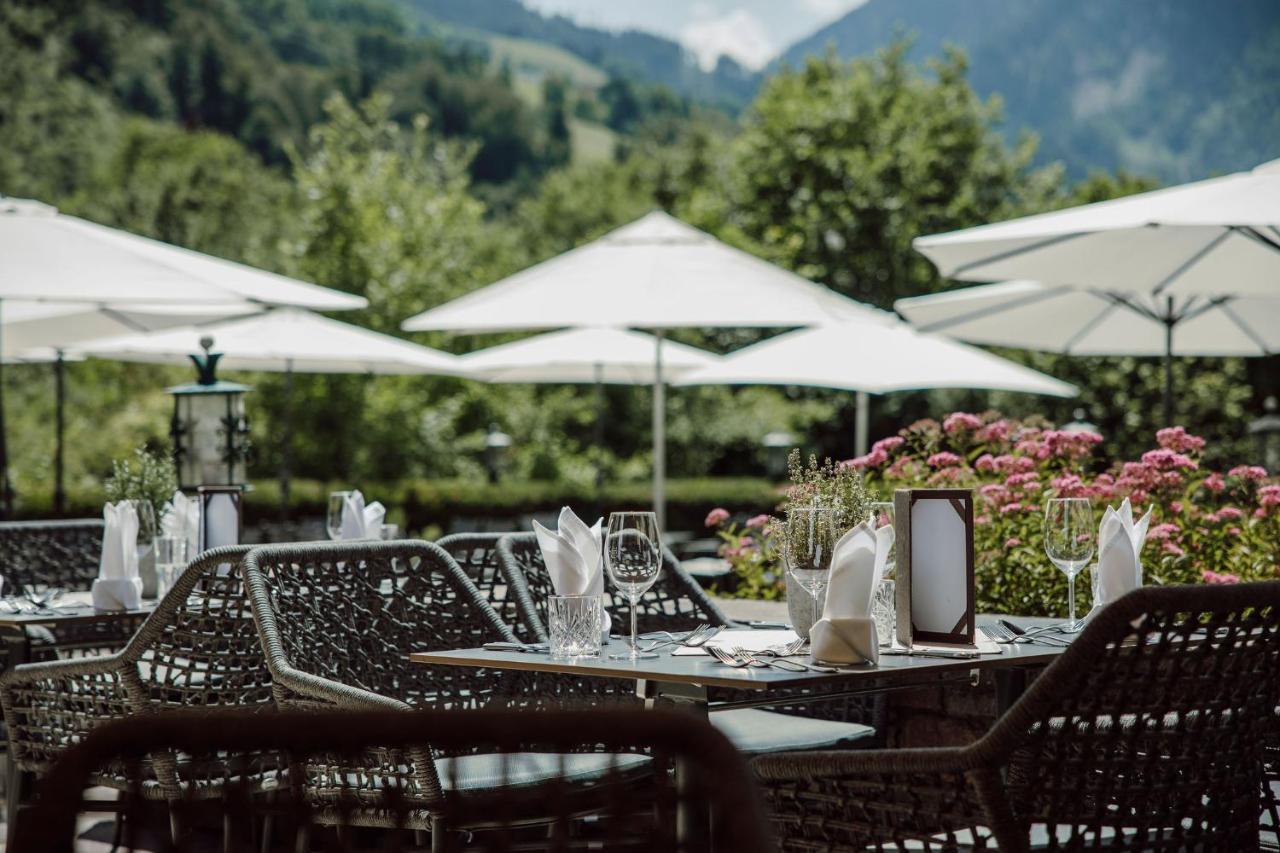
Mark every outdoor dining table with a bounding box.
[0,590,155,668]
[411,614,1074,846]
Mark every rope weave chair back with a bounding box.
[753,581,1280,852]
[437,533,541,642]
[241,540,520,818]
[497,532,729,639]
[1,545,270,800]
[15,708,774,853]
[0,518,103,590]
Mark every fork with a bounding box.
[752,640,842,673]
[706,645,754,668]
[636,623,714,653]
[982,622,1069,647]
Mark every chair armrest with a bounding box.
[1,654,135,772]
[269,665,410,713]
[751,747,1006,851]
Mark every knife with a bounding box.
[483,642,550,654]
[881,648,980,660]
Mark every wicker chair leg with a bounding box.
[169,802,182,847]
[431,816,447,853]
[5,767,31,851]
[109,812,124,852]
[969,767,1027,853]
[293,820,310,853]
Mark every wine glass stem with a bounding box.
[1068,574,1076,626]
[630,600,639,654]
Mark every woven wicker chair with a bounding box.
[436,533,541,643]
[15,707,774,853]
[753,581,1280,853]
[497,532,729,637]
[0,545,276,841]
[0,518,103,591]
[495,532,884,754]
[241,539,654,834]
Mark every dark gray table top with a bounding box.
[410,614,1070,691]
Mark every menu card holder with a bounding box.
[894,488,975,647]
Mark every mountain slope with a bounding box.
[782,0,1280,181]
[400,0,759,110]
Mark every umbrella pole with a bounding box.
[280,360,294,516]
[593,363,605,500]
[1163,297,1175,426]
[653,331,666,531]
[855,391,870,457]
[54,350,65,515]
[0,298,10,518]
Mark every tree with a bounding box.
[693,42,1061,308]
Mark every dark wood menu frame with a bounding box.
[894,488,975,647]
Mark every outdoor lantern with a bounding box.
[1062,408,1099,436]
[763,431,795,480]
[1249,396,1280,473]
[168,336,251,490]
[483,423,513,484]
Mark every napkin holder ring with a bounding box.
[810,616,879,665]
[92,578,143,612]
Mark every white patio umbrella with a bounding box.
[676,320,1077,453]
[462,328,718,488]
[911,158,1280,423]
[403,210,872,527]
[0,196,367,513]
[80,308,468,505]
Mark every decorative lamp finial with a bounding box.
[189,336,222,386]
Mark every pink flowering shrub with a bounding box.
[705,510,784,600]
[850,412,1279,617]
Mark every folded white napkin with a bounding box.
[339,491,387,540]
[161,490,200,553]
[533,507,611,635]
[93,501,143,611]
[1090,497,1152,617]
[809,521,894,665]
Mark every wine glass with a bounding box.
[1043,498,1094,633]
[604,511,662,660]
[326,491,352,540]
[869,500,896,577]
[784,506,840,609]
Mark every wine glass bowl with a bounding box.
[326,491,352,540]
[784,506,840,606]
[1043,497,1095,633]
[604,512,662,660]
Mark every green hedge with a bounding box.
[16,477,783,534]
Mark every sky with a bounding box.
[520,0,868,71]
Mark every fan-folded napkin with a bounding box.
[92,501,143,611]
[809,521,894,665]
[1089,497,1151,618]
[533,507,610,635]
[161,490,200,553]
[340,491,386,540]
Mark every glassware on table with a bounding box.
[548,594,604,659]
[869,500,896,578]
[784,506,840,610]
[872,579,896,647]
[131,499,159,597]
[154,536,188,600]
[326,491,352,540]
[604,511,663,660]
[379,523,399,541]
[1043,497,1095,633]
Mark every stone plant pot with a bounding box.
[785,572,821,639]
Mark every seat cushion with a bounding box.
[435,751,651,792]
[712,708,874,755]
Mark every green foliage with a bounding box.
[103,444,177,511]
[780,449,871,533]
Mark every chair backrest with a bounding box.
[0,518,103,590]
[242,540,516,710]
[497,533,729,639]
[980,581,1280,847]
[436,533,541,642]
[16,707,774,853]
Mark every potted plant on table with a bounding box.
[104,444,178,598]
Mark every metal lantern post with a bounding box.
[762,431,795,481]
[483,423,512,485]
[168,337,251,491]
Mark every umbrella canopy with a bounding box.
[402,210,874,333]
[912,158,1280,298]
[403,210,874,527]
[79,308,465,376]
[896,280,1280,357]
[461,328,717,384]
[1,197,366,308]
[677,319,1076,454]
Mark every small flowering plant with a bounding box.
[847,414,1278,616]
[704,508,784,599]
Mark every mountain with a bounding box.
[781,0,1280,181]
[399,0,759,110]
